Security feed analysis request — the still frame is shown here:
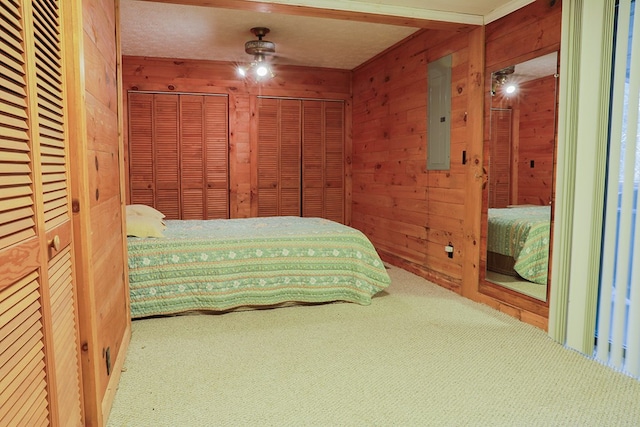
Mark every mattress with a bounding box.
[126,216,391,318]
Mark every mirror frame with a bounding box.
[478,47,560,317]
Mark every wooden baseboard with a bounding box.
[102,323,132,424]
[379,250,462,294]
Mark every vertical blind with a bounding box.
[597,0,640,377]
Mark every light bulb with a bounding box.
[505,84,516,94]
[237,67,246,77]
[256,65,268,77]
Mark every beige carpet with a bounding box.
[107,266,640,426]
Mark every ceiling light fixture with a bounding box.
[491,65,516,96]
[237,27,276,81]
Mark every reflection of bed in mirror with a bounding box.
[486,205,551,287]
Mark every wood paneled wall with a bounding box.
[66,0,130,423]
[121,57,352,219]
[351,28,480,292]
[350,0,561,330]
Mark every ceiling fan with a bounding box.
[238,27,276,80]
[244,27,275,56]
[491,65,516,96]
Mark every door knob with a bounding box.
[50,235,60,251]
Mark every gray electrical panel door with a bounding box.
[427,54,452,170]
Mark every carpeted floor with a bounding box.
[107,266,640,426]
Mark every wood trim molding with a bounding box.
[137,0,478,31]
[461,26,485,299]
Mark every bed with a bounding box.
[126,216,391,318]
[486,205,551,285]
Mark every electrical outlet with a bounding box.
[445,243,454,259]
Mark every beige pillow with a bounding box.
[126,215,165,238]
[126,204,165,220]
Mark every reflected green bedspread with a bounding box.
[127,217,391,318]
[487,206,550,285]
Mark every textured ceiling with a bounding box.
[512,52,558,82]
[120,0,536,70]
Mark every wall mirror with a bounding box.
[483,51,559,303]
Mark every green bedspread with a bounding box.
[127,216,391,318]
[487,206,551,285]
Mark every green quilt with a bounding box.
[487,206,551,285]
[127,217,391,318]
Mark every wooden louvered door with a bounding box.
[204,96,229,219]
[180,94,229,219]
[128,93,155,207]
[128,92,229,219]
[181,96,205,219]
[154,94,181,219]
[302,100,345,223]
[324,102,345,222]
[489,108,512,208]
[257,97,344,222]
[256,97,279,216]
[257,98,301,216]
[128,92,181,219]
[33,0,84,424]
[1,0,83,425]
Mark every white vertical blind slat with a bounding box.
[596,0,640,379]
[596,0,631,368]
[622,0,640,376]
[609,0,638,371]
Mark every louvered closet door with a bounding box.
[180,95,206,219]
[280,101,302,215]
[0,3,48,422]
[1,0,82,425]
[489,109,512,208]
[203,95,229,219]
[257,98,279,216]
[129,93,229,219]
[302,100,344,223]
[302,101,323,217]
[257,98,301,216]
[32,0,83,423]
[323,101,345,223]
[154,94,181,219]
[180,94,229,219]
[128,92,155,206]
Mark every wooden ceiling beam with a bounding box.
[137,0,479,32]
